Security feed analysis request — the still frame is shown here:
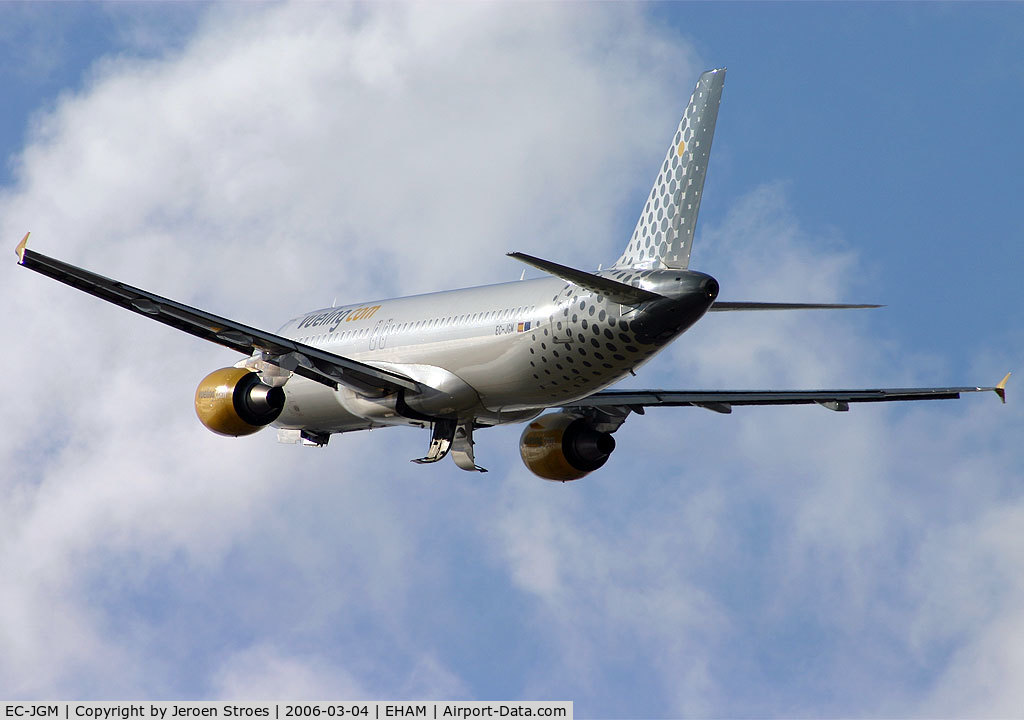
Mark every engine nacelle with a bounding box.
[195,367,285,437]
[519,412,616,482]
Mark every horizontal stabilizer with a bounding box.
[710,301,882,311]
[507,252,662,305]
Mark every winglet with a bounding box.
[15,232,30,264]
[995,371,1011,404]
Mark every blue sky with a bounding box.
[666,2,1023,359]
[1,3,1022,716]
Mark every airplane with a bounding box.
[15,68,1010,480]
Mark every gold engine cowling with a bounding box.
[519,412,616,482]
[195,368,286,437]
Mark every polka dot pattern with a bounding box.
[615,69,725,271]
[530,276,665,400]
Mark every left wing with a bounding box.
[567,378,1010,415]
[15,233,420,396]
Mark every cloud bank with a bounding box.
[1,4,1021,716]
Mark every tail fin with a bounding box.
[615,68,726,270]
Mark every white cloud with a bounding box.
[212,645,370,700]
[486,182,1023,715]
[0,1,695,702]
[1,2,1022,716]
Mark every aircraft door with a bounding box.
[379,319,394,349]
[552,312,575,348]
[369,320,383,351]
[369,319,395,351]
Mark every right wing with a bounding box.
[566,378,1010,415]
[15,234,419,396]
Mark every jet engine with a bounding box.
[195,367,285,437]
[519,412,616,481]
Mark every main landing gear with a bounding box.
[412,418,487,472]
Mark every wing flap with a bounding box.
[17,241,419,395]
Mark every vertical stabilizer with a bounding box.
[615,68,725,269]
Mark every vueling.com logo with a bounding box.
[298,305,382,332]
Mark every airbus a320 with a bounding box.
[16,68,1009,479]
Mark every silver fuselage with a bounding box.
[272,268,717,434]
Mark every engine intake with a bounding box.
[195,367,285,437]
[519,412,616,481]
